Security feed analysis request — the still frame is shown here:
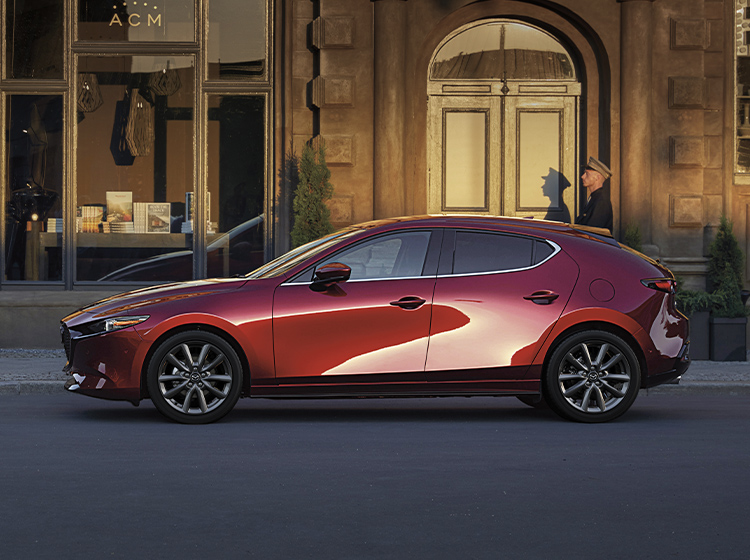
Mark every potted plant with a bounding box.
[707,216,748,361]
[675,281,711,360]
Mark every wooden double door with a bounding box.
[428,81,581,223]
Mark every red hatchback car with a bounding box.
[61,215,690,423]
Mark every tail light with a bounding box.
[641,278,676,293]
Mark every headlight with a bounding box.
[78,315,150,336]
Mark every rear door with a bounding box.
[425,229,579,380]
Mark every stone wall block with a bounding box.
[704,194,723,225]
[316,134,355,166]
[311,16,354,50]
[310,76,355,108]
[328,194,354,226]
[705,136,723,168]
[704,52,724,78]
[706,20,724,53]
[294,0,312,19]
[670,18,708,50]
[704,110,723,135]
[706,78,723,110]
[668,77,707,109]
[293,77,310,109]
[669,136,706,167]
[703,169,723,194]
[670,195,704,227]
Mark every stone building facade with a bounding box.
[0,0,746,346]
[277,0,739,293]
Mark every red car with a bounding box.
[61,215,690,424]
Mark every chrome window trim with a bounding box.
[280,274,435,287]
[279,238,560,285]
[439,239,561,278]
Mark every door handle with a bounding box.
[523,290,560,305]
[390,296,427,310]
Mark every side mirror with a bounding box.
[310,262,352,292]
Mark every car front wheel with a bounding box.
[147,330,243,424]
[543,330,641,423]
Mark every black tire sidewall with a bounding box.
[147,330,243,424]
[543,330,641,423]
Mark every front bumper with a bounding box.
[61,322,144,404]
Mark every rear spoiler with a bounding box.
[569,224,620,247]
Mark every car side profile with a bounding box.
[61,215,690,423]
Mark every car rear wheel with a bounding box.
[147,330,243,424]
[543,330,640,423]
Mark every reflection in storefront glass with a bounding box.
[5,0,64,79]
[206,96,266,277]
[208,1,267,80]
[78,0,194,42]
[75,56,195,282]
[431,22,575,81]
[4,95,64,282]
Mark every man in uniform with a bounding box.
[575,156,613,232]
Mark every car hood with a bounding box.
[63,277,250,321]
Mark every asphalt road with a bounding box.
[1,393,749,560]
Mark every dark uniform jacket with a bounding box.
[575,188,612,232]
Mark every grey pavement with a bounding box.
[0,347,748,396]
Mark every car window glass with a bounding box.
[320,231,432,280]
[534,240,554,264]
[453,231,534,274]
[246,229,360,279]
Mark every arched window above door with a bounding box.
[430,21,575,81]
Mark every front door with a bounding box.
[272,230,441,380]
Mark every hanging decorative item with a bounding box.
[125,89,154,157]
[77,73,103,113]
[148,62,181,97]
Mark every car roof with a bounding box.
[346,215,617,245]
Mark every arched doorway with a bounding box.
[427,20,580,222]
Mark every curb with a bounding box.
[0,381,66,395]
[642,381,750,396]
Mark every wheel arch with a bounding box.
[139,323,252,399]
[540,321,648,395]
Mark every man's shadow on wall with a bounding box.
[541,167,571,223]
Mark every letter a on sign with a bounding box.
[109,14,123,26]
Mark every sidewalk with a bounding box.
[0,348,748,396]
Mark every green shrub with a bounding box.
[290,142,335,248]
[707,216,747,318]
[675,287,712,317]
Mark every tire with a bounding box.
[147,330,243,424]
[543,330,641,423]
[516,395,548,409]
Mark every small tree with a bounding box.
[708,215,746,318]
[290,142,335,248]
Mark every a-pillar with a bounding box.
[372,0,407,219]
[619,0,655,246]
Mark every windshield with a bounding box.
[245,228,362,279]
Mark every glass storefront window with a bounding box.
[208,0,266,80]
[206,95,265,277]
[737,3,750,174]
[4,95,64,281]
[78,0,195,42]
[5,0,64,79]
[431,22,575,81]
[75,55,195,282]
